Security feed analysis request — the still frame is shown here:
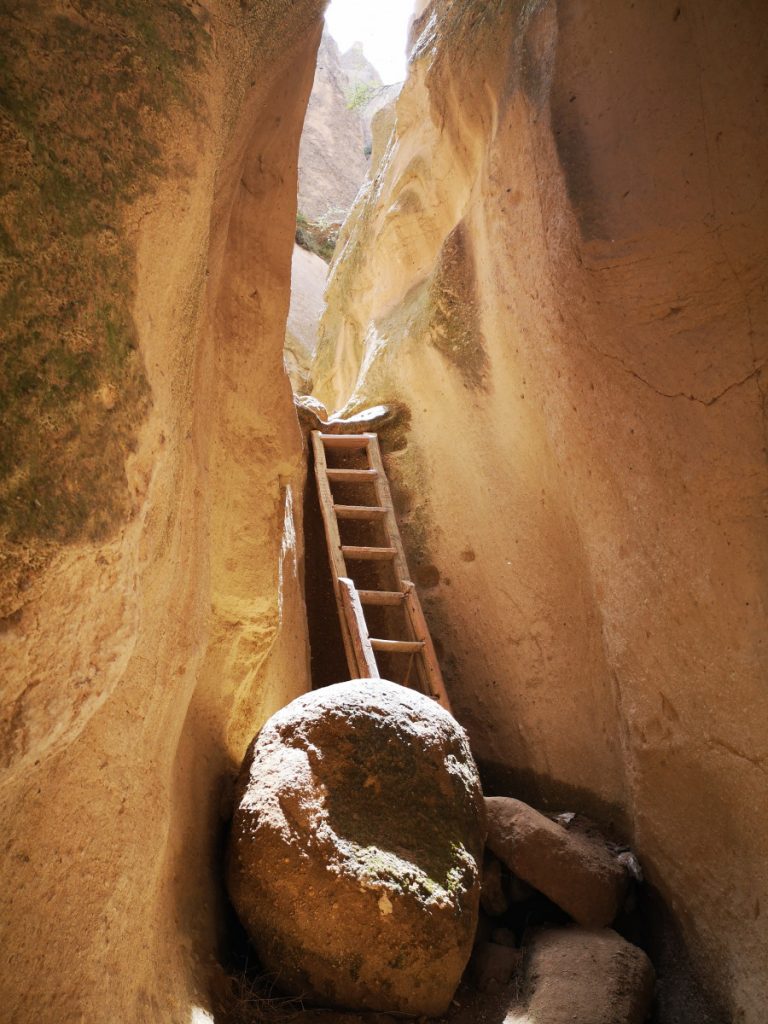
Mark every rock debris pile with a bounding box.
[226,681,655,1024]
[471,797,654,1023]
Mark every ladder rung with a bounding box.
[334,504,387,520]
[370,639,425,654]
[341,545,396,561]
[326,468,378,482]
[318,433,371,449]
[358,590,406,606]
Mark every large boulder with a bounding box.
[485,797,628,927]
[227,680,486,1016]
[523,927,655,1024]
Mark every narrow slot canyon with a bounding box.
[0,3,766,1024]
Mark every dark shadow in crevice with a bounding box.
[302,438,350,689]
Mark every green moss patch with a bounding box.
[0,0,206,612]
[313,711,481,901]
[423,222,489,390]
[295,211,339,263]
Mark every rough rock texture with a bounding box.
[312,1,768,1018]
[298,30,369,222]
[523,927,655,1024]
[367,92,399,173]
[0,2,325,1021]
[286,244,328,392]
[227,679,486,1016]
[485,796,627,927]
[340,41,384,95]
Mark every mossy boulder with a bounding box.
[227,680,485,1015]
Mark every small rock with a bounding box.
[617,850,644,882]
[471,941,522,991]
[523,927,655,1023]
[485,797,628,927]
[480,855,508,916]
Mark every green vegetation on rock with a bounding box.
[421,222,489,389]
[295,211,339,263]
[0,0,206,611]
[346,81,376,111]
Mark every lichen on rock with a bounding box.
[419,221,488,389]
[0,0,206,613]
[227,679,486,1016]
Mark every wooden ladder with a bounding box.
[311,430,452,714]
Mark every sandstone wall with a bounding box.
[0,2,324,1020]
[314,1,768,1019]
[286,243,329,391]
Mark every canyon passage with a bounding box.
[1,2,767,1024]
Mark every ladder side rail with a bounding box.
[339,577,380,678]
[402,581,453,714]
[311,431,357,678]
[366,436,411,585]
[399,575,430,697]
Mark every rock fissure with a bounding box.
[587,343,767,407]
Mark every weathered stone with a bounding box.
[523,927,655,1024]
[471,942,522,991]
[480,855,508,916]
[227,680,486,1016]
[485,797,628,927]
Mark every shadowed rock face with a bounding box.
[228,680,485,1016]
[0,2,325,1021]
[312,1,768,1019]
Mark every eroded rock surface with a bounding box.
[227,679,485,1016]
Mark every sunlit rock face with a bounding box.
[298,30,370,223]
[0,1,324,1021]
[313,1,768,1019]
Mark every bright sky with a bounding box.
[325,0,415,84]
